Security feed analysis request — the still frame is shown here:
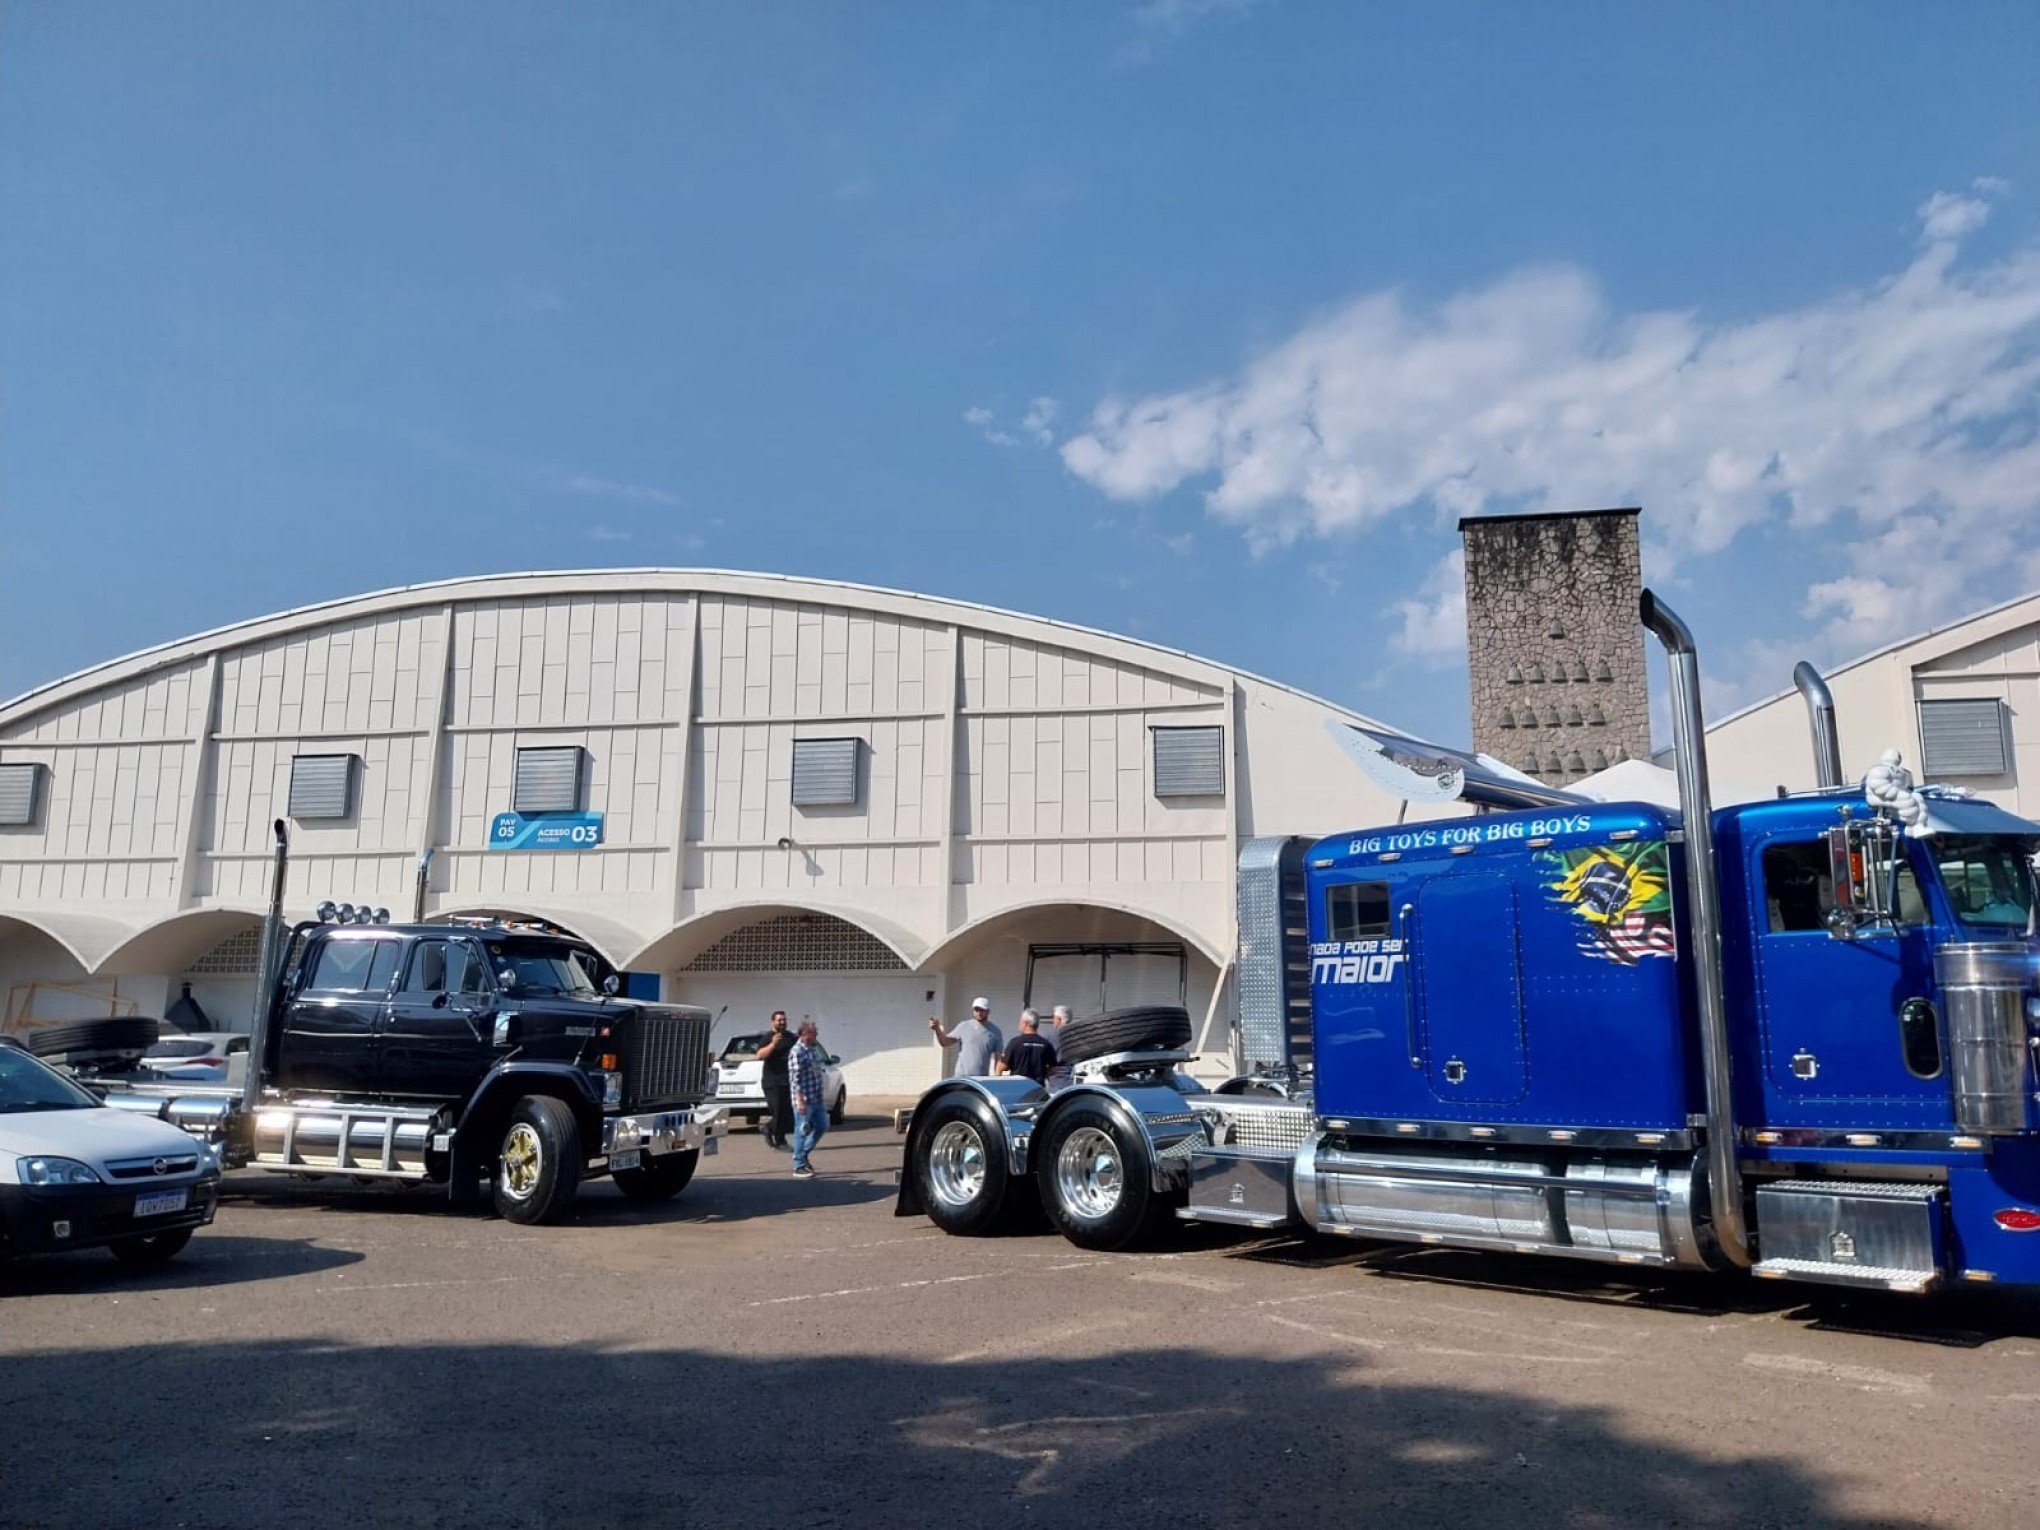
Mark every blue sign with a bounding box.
[489,811,604,851]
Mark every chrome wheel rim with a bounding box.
[928,1120,988,1208]
[1055,1126,1124,1219]
[501,1122,543,1200]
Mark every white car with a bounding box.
[711,1033,848,1127]
[137,1031,251,1082]
[0,1042,221,1267]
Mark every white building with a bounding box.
[1695,590,2040,813]
[0,571,1409,1095]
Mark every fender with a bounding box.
[1031,1081,1207,1194]
[454,1060,604,1150]
[894,1076,1046,1216]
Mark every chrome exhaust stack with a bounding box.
[1792,661,1844,789]
[243,819,290,1113]
[1640,591,1751,1269]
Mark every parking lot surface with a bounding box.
[6,1113,2040,1529]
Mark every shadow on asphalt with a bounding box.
[1209,1227,2040,1343]
[0,1233,363,1298]
[3,1334,1939,1529]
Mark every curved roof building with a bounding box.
[0,570,1406,1093]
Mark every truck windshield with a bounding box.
[0,1046,99,1113]
[1928,835,2039,931]
[483,940,603,996]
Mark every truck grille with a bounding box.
[626,1006,712,1108]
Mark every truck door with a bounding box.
[381,937,495,1099]
[1413,874,1529,1105]
[1750,834,1948,1130]
[279,934,405,1093]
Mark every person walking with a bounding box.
[996,1009,1057,1084]
[1045,1004,1074,1090]
[788,1019,829,1176]
[756,1009,796,1149]
[928,998,1003,1077]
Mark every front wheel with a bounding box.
[829,1088,848,1127]
[911,1096,1016,1236]
[109,1228,194,1268]
[612,1149,700,1202]
[494,1095,583,1225]
[1034,1100,1166,1251]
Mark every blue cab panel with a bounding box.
[1306,803,1700,1132]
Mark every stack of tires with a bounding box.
[17,1017,161,1073]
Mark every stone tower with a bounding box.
[1460,508,1650,787]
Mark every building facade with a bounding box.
[0,571,1409,1095]
[1698,589,2040,813]
[1461,508,1651,786]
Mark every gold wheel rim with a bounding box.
[501,1122,543,1199]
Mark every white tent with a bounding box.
[1570,757,1680,808]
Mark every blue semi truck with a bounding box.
[898,591,2040,1295]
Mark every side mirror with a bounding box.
[601,974,620,996]
[1825,817,1902,938]
[498,968,518,991]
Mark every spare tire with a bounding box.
[22,1017,162,1060]
[1054,1005,1192,1068]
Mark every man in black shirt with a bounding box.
[757,1010,796,1149]
[996,1009,1057,1085]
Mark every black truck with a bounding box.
[104,825,724,1223]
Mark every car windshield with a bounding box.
[720,1034,768,1061]
[0,1046,100,1113]
[483,939,602,996]
[1929,835,2039,931]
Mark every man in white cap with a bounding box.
[929,997,1004,1077]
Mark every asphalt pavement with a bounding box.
[5,1111,2040,1529]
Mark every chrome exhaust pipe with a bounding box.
[243,820,290,1112]
[1792,661,1843,789]
[1639,591,1751,1269]
[413,845,436,923]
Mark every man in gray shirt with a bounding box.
[929,997,1004,1076]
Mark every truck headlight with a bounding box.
[600,1071,623,1110]
[18,1156,102,1187]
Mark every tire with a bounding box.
[493,1095,582,1225]
[829,1087,848,1127]
[23,1017,162,1060]
[612,1149,700,1203]
[1034,1098,1169,1251]
[911,1094,1017,1236]
[108,1228,194,1267]
[1053,1006,1192,1068]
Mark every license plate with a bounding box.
[134,1189,188,1218]
[610,1150,642,1172]
[718,1083,746,1096]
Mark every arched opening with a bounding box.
[655,908,935,1103]
[96,909,270,1036]
[0,914,126,1039]
[922,901,1231,1084]
[423,905,648,973]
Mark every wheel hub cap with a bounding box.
[501,1122,542,1199]
[928,1120,988,1208]
[1055,1126,1125,1218]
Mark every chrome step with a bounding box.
[1751,1256,1940,1294]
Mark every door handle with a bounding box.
[1398,902,1420,1068]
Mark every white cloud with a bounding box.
[1061,181,2040,660]
[1133,0,1270,28]
[964,405,1016,447]
[1021,396,1061,446]
[588,526,633,543]
[1390,550,1466,660]
[566,475,685,508]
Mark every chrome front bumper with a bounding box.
[603,1105,728,1160]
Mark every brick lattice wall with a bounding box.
[1460,509,1650,787]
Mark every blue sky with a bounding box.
[4,3,2037,744]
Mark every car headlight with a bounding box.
[18,1156,102,1187]
[600,1071,623,1110]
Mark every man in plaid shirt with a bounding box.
[788,1019,828,1176]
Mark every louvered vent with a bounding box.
[1152,726,1225,798]
[0,762,44,827]
[288,754,358,820]
[513,746,587,813]
[791,737,861,807]
[1919,699,2009,776]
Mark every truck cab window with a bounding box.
[1764,839,1924,932]
[1326,882,1392,942]
[305,937,405,994]
[1928,835,2038,930]
[407,940,449,992]
[452,941,489,994]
